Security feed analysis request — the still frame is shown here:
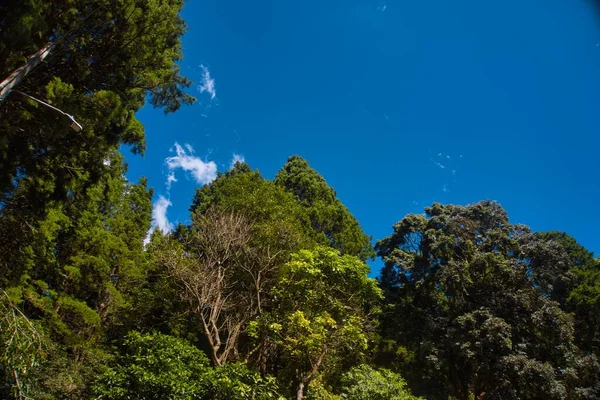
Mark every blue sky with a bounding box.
[127,0,600,269]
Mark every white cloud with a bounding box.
[144,143,219,247]
[377,4,387,11]
[165,142,217,185]
[229,153,245,170]
[198,65,216,100]
[166,171,177,191]
[442,184,449,193]
[153,196,173,234]
[144,196,174,246]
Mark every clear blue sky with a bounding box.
[126,0,600,270]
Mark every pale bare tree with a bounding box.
[158,209,252,366]
[155,207,303,367]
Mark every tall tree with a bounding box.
[147,166,317,367]
[0,152,153,398]
[274,156,374,261]
[249,246,382,400]
[155,210,255,366]
[0,3,189,395]
[376,201,578,400]
[0,0,192,209]
[536,231,600,355]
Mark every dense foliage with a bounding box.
[1,3,599,400]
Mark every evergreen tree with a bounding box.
[376,201,579,400]
[0,152,153,398]
[274,156,373,261]
[0,0,192,222]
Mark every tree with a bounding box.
[339,364,421,400]
[249,246,382,400]
[536,232,600,355]
[0,3,191,393]
[568,266,600,355]
[156,209,255,366]
[0,0,192,226]
[93,331,214,400]
[92,332,285,400]
[274,156,373,261]
[376,201,578,400]
[191,163,312,247]
[0,152,153,398]
[0,290,45,400]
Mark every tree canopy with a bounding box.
[0,3,598,400]
[275,156,374,261]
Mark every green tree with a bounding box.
[339,364,421,400]
[250,246,382,400]
[93,331,214,400]
[164,166,318,365]
[0,152,153,398]
[191,163,312,246]
[0,0,192,205]
[536,232,600,355]
[568,267,600,355]
[0,289,45,399]
[376,201,578,400]
[274,156,373,261]
[93,331,284,400]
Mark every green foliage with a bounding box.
[93,331,213,399]
[2,9,600,394]
[339,364,421,400]
[568,266,600,354]
[275,156,374,261]
[211,363,285,400]
[376,201,579,400]
[0,290,45,399]
[0,0,192,220]
[0,3,181,395]
[191,163,313,250]
[529,232,600,355]
[93,332,284,400]
[252,246,381,399]
[0,152,153,398]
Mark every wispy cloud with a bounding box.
[165,142,218,185]
[377,4,387,11]
[198,65,216,100]
[229,153,245,170]
[429,149,465,195]
[144,143,218,246]
[144,196,174,245]
[166,171,177,191]
[153,196,173,234]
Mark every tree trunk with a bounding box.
[296,382,304,400]
[0,41,55,102]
